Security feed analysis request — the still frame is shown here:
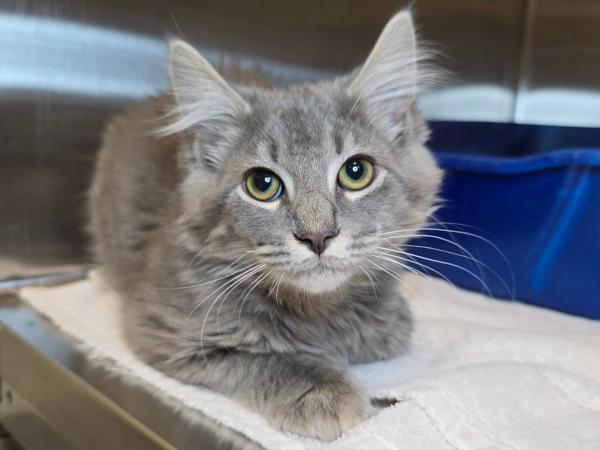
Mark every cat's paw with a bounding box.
[278,373,372,441]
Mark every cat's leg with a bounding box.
[158,351,372,441]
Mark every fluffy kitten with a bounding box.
[89,11,441,441]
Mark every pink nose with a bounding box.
[294,231,338,255]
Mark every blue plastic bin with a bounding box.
[409,122,600,319]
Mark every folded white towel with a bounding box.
[20,273,600,449]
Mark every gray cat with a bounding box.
[89,11,441,441]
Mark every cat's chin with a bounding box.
[287,270,352,294]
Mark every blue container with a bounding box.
[409,122,600,319]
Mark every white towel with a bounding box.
[20,273,600,449]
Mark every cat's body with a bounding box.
[89,12,441,440]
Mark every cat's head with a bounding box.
[163,11,442,294]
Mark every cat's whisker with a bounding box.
[236,270,273,324]
[382,232,484,273]
[367,258,427,302]
[274,273,285,306]
[429,217,515,298]
[156,257,253,291]
[234,269,268,314]
[214,265,268,334]
[189,264,263,315]
[345,96,361,122]
[367,257,445,309]
[372,251,424,278]
[265,271,285,299]
[375,249,458,291]
[197,254,249,276]
[376,246,495,298]
[397,243,482,263]
[381,225,512,280]
[427,216,493,236]
[423,215,491,285]
[187,248,205,271]
[382,243,513,298]
[185,263,264,323]
[267,274,278,297]
[357,263,379,300]
[380,233,498,297]
[199,265,266,366]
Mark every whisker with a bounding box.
[199,265,265,365]
[215,265,268,332]
[386,243,513,298]
[367,258,433,304]
[185,263,263,322]
[357,263,379,300]
[377,247,492,297]
[367,257,446,310]
[383,233,489,283]
[383,232,476,255]
[376,249,459,292]
[274,273,285,305]
[373,251,424,278]
[236,270,273,323]
[381,225,514,294]
[403,226,509,264]
[155,257,253,291]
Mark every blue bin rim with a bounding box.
[434,148,600,175]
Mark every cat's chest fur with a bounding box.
[165,263,413,366]
[234,294,412,365]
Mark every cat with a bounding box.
[88,10,441,441]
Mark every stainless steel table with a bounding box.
[0,290,261,450]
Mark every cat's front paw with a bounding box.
[278,373,372,441]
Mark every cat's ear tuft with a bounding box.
[160,40,250,138]
[349,11,419,140]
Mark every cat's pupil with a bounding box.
[253,172,273,192]
[346,160,364,180]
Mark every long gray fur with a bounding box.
[88,11,442,441]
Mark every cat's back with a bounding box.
[88,95,181,288]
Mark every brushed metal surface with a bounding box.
[514,0,600,125]
[0,381,76,450]
[0,326,175,450]
[0,0,598,277]
[0,293,259,450]
[417,0,527,122]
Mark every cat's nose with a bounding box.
[294,231,338,255]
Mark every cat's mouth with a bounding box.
[287,267,353,294]
[285,258,354,294]
[253,236,374,294]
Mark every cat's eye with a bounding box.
[338,158,374,191]
[245,169,283,202]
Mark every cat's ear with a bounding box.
[349,11,419,140]
[161,40,250,141]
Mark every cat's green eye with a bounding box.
[245,169,283,202]
[338,158,374,191]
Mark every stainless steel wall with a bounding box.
[1,0,599,281]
